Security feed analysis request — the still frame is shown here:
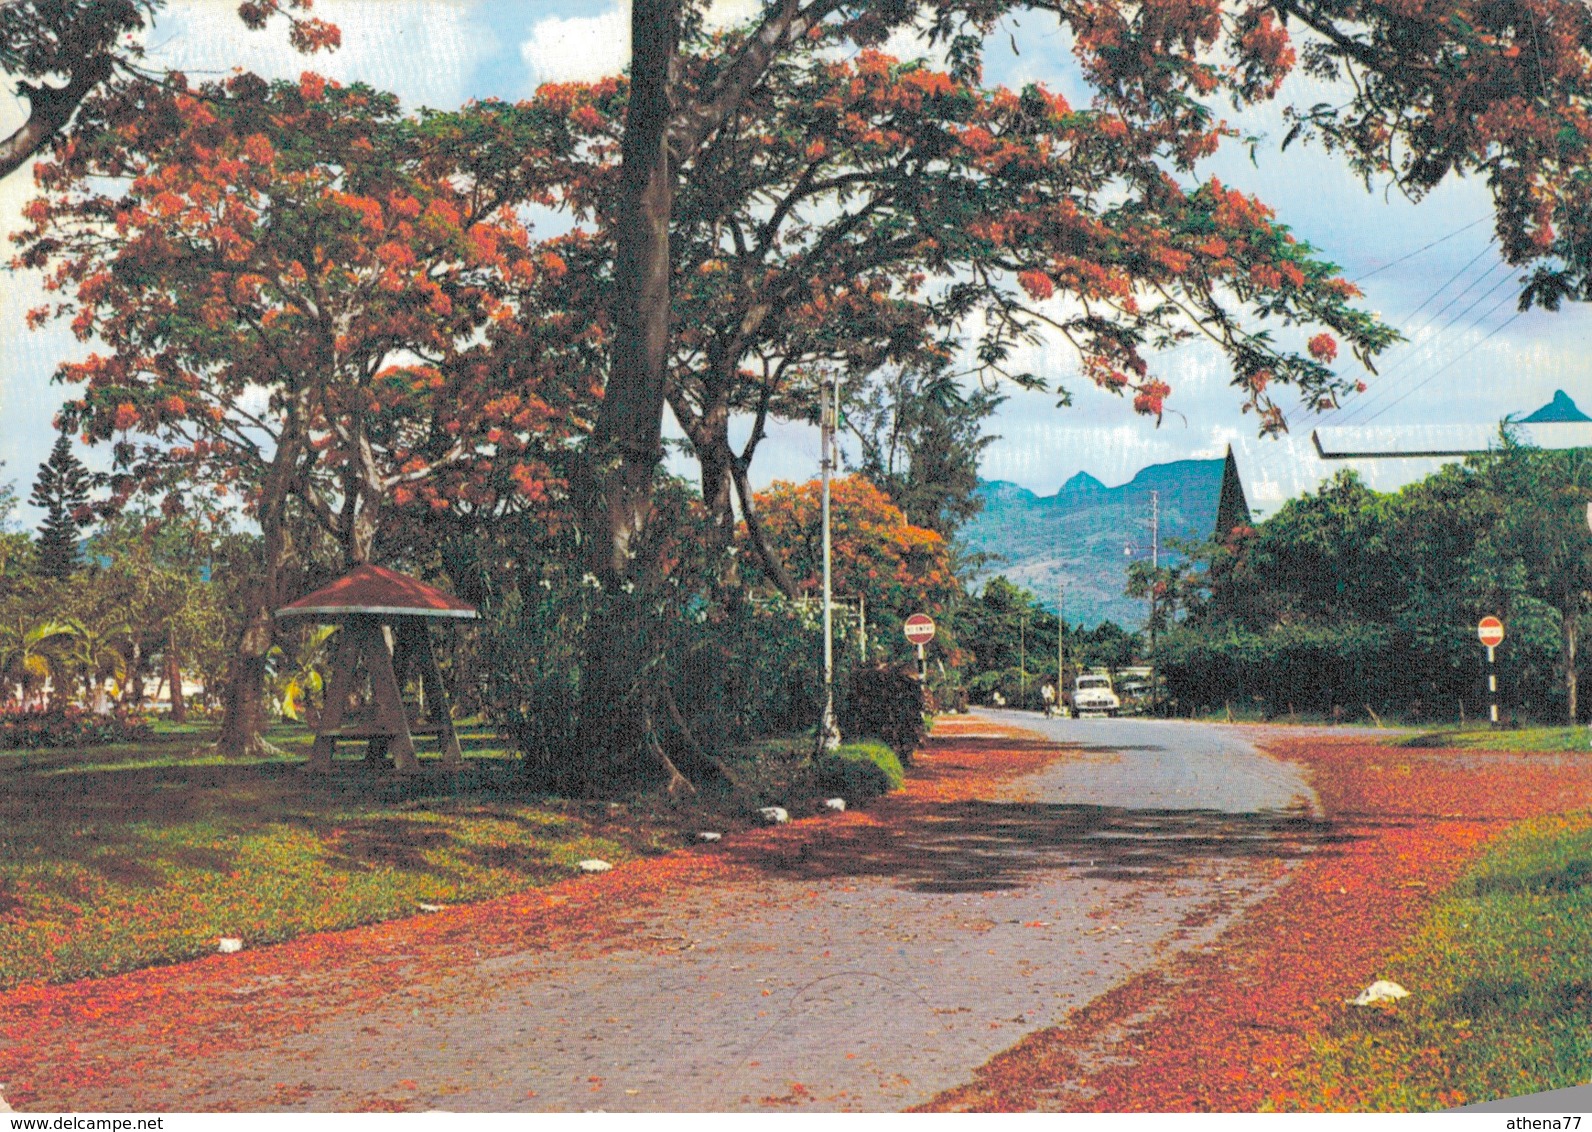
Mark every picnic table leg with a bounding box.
[361,617,418,773]
[307,625,359,773]
[416,627,463,771]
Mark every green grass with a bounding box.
[0,722,691,989]
[1397,725,1592,752]
[815,741,905,799]
[1280,811,1592,1110]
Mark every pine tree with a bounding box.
[30,432,92,580]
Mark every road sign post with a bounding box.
[1478,617,1505,727]
[904,614,935,684]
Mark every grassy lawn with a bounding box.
[0,720,702,990]
[1397,725,1592,752]
[1283,810,1592,1110]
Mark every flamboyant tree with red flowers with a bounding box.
[585,0,1592,598]
[13,75,595,756]
[17,0,1592,780]
[500,29,1395,593]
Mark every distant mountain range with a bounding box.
[961,458,1227,628]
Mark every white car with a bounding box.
[1071,673,1121,717]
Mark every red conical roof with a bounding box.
[275,564,477,619]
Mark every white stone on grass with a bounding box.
[823,798,846,812]
[218,937,243,954]
[698,832,722,842]
[578,859,613,873]
[1347,979,1410,1006]
[417,903,445,913]
[758,806,790,825]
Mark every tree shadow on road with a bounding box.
[723,797,1355,893]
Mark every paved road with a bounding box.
[183,715,1323,1112]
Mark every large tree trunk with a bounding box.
[697,414,737,552]
[212,429,301,759]
[573,0,680,784]
[583,0,677,586]
[571,0,842,786]
[167,627,186,724]
[215,599,278,758]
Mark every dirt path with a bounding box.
[0,716,1322,1112]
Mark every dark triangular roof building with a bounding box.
[1214,444,1251,539]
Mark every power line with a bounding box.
[1320,236,1502,425]
[1349,216,1491,284]
[1333,255,1515,425]
[1357,297,1523,425]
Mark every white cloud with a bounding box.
[148,0,481,112]
[520,6,630,85]
[519,0,771,87]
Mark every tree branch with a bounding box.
[0,54,113,181]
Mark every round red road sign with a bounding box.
[903,613,936,645]
[1478,616,1505,647]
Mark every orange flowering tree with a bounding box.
[565,0,1592,772]
[753,475,959,646]
[13,74,593,756]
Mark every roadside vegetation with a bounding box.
[1281,810,1592,1110]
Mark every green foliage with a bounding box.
[957,575,1141,707]
[477,479,846,791]
[1157,620,1392,716]
[483,575,590,777]
[1182,444,1592,723]
[844,366,1004,540]
[1397,725,1592,752]
[1282,812,1592,1110]
[815,740,905,800]
[0,465,17,530]
[0,707,153,749]
[839,663,927,762]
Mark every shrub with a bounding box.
[840,663,926,762]
[815,740,904,800]
[0,708,155,750]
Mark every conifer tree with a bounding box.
[30,432,92,580]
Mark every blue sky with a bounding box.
[3,0,1588,528]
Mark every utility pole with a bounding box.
[1058,582,1066,701]
[818,373,841,751]
[857,593,867,662]
[1149,490,1160,714]
[1020,612,1027,710]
